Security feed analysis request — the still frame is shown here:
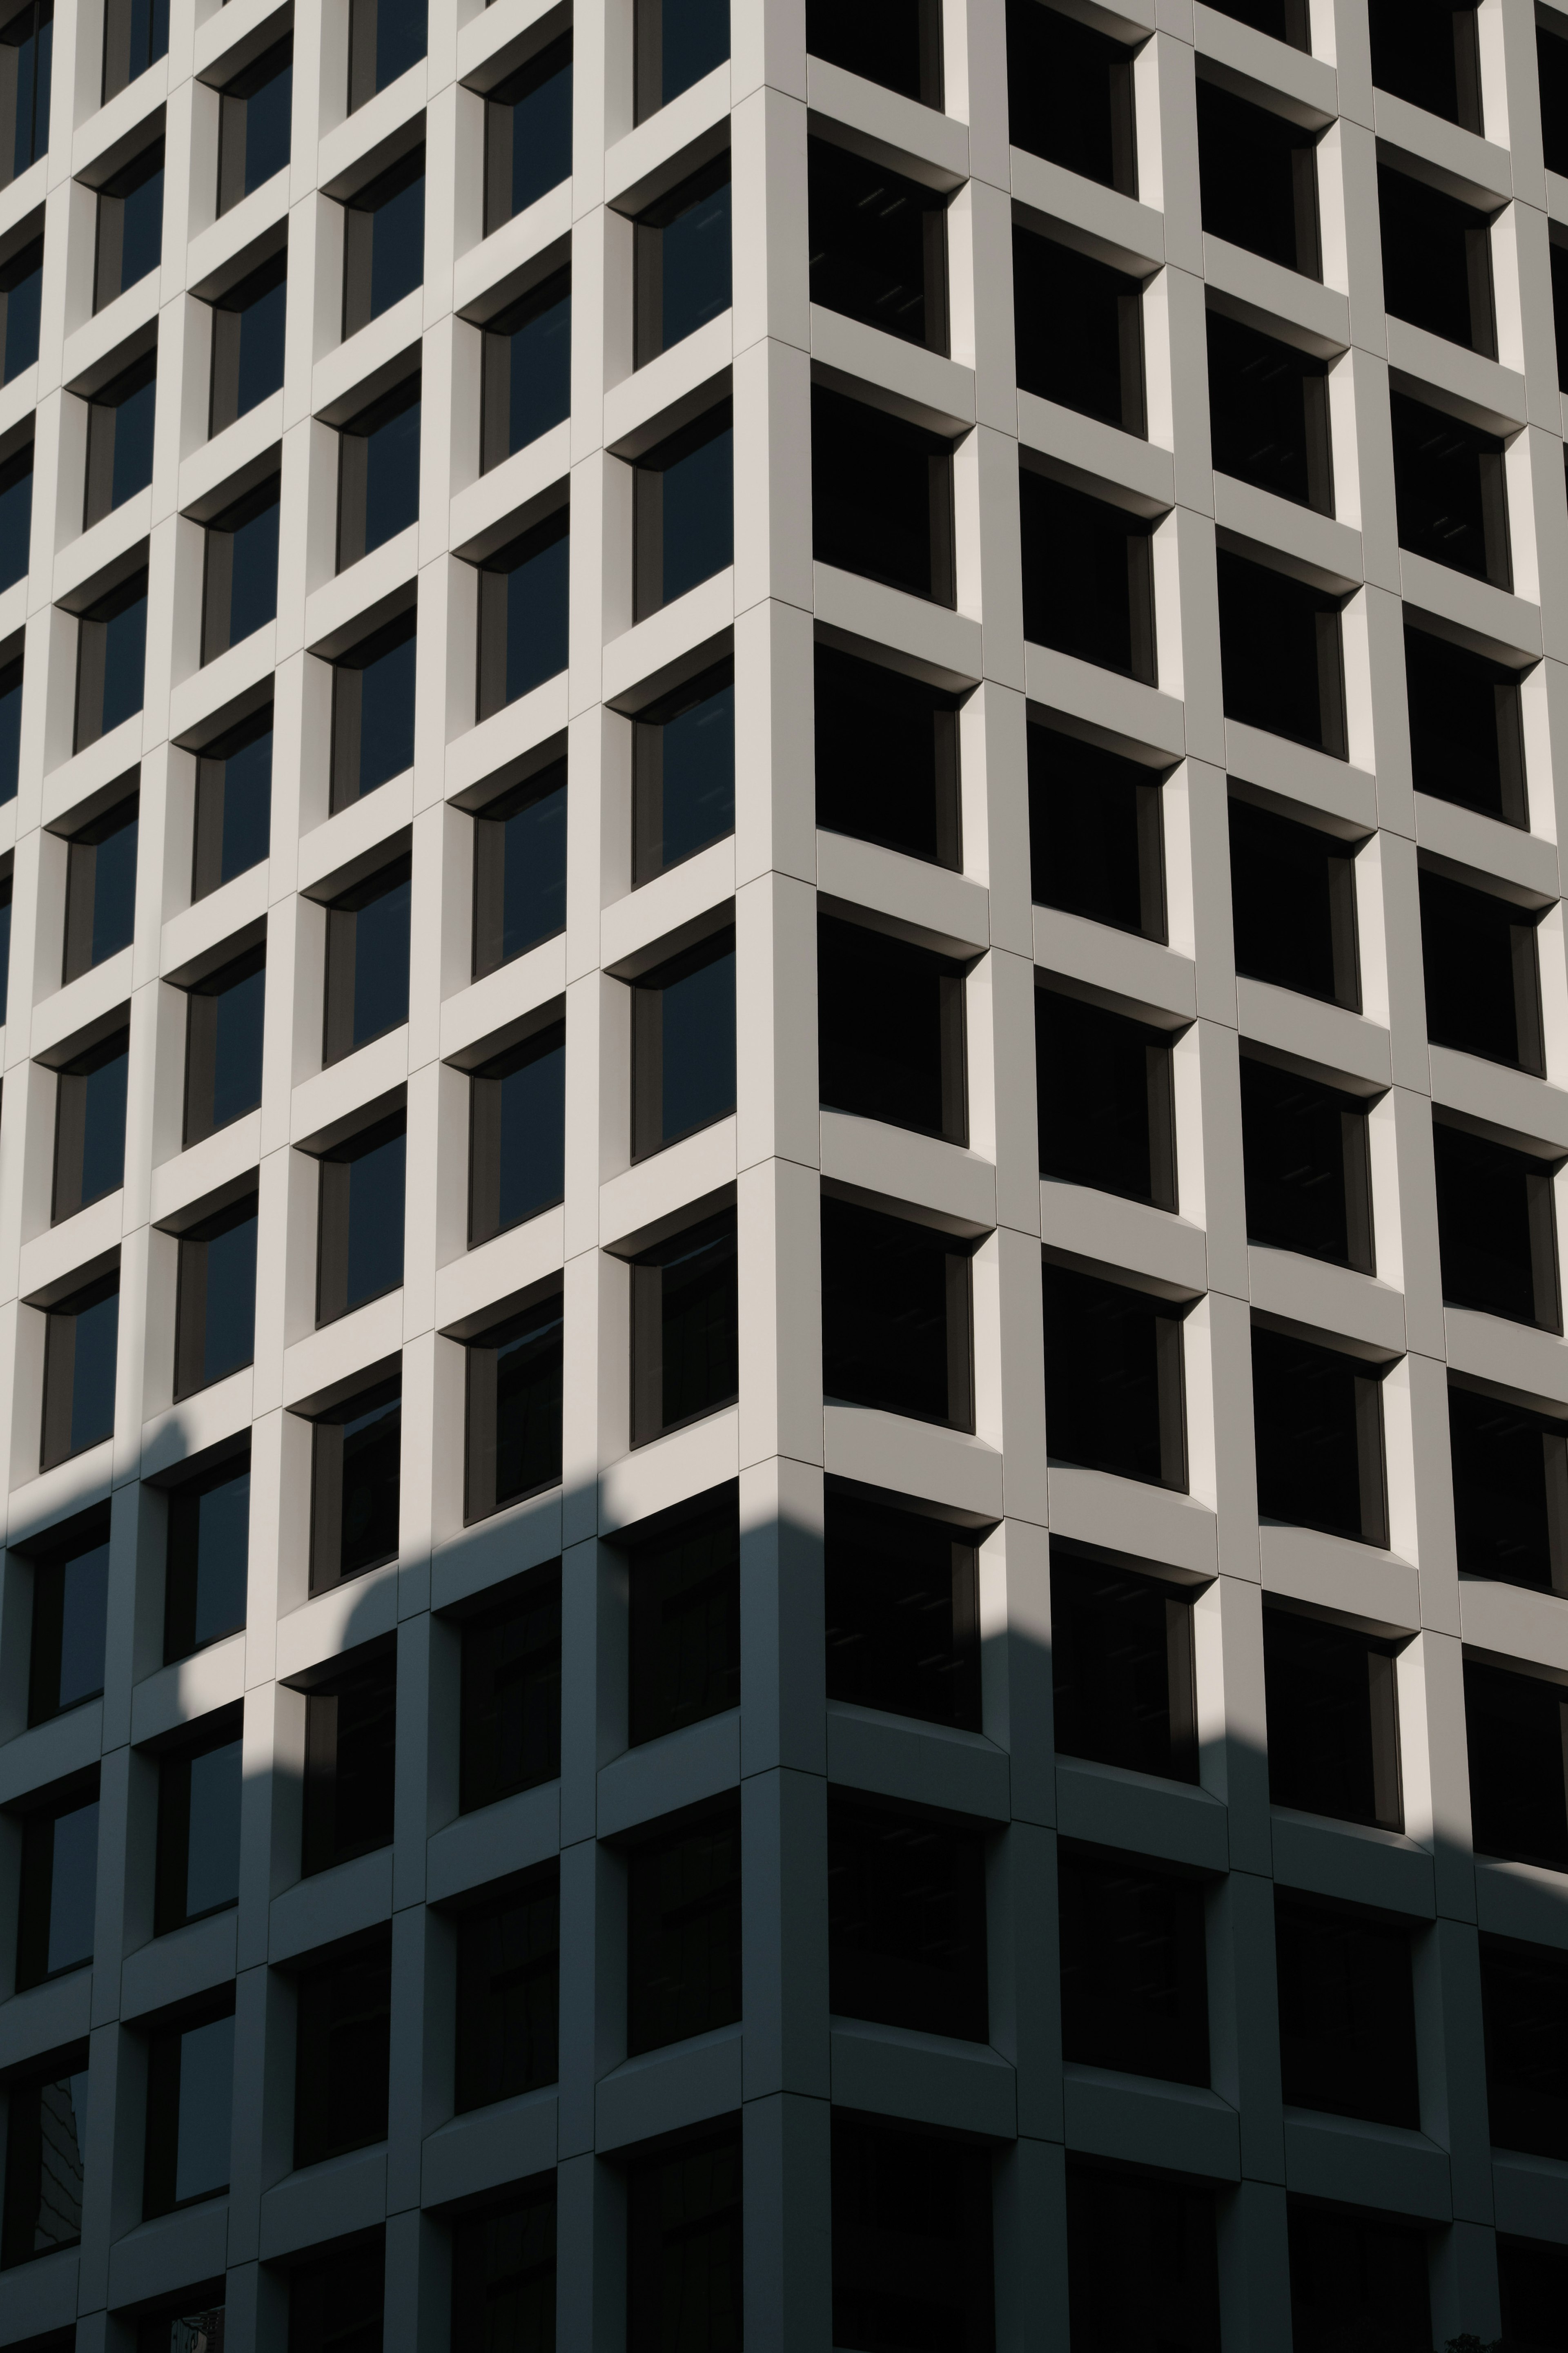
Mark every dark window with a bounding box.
[101,0,165,101]
[630,1211,738,1445]
[40,1271,119,1468]
[0,0,50,186]
[454,1866,559,2105]
[201,475,280,662]
[635,157,731,365]
[174,1193,258,1397]
[1552,237,1568,393]
[94,140,164,310]
[1289,2204,1432,2352]
[1499,2235,1568,2353]
[1227,796,1359,1006]
[477,512,569,718]
[302,1646,396,1875]
[62,794,138,979]
[0,236,42,381]
[821,1197,974,1430]
[452,2184,555,2353]
[806,0,942,105]
[632,930,736,1156]
[484,36,571,231]
[0,865,11,1008]
[1042,1261,1186,1488]
[1207,0,1307,36]
[1545,18,1568,175]
[465,1292,563,1520]
[1420,866,1544,1073]
[1448,1379,1568,1596]
[814,645,960,868]
[1006,0,1135,191]
[288,2238,384,2353]
[831,2114,993,2353]
[820,915,966,1144]
[336,375,419,568]
[627,1800,742,2054]
[1276,1894,1419,2126]
[82,348,156,529]
[634,0,728,122]
[342,146,424,337]
[1263,1606,1402,1829]
[323,855,411,1054]
[209,250,287,434]
[154,1719,241,1932]
[1014,226,1143,433]
[0,438,29,590]
[634,403,733,619]
[0,2051,89,2268]
[1035,987,1174,1207]
[1252,1325,1389,1546]
[1019,467,1156,682]
[1206,308,1331,512]
[1051,1548,1197,1784]
[829,1792,987,2040]
[808,136,947,354]
[459,1563,561,1810]
[1197,78,1319,274]
[194,707,272,895]
[16,1784,98,1987]
[1027,724,1164,937]
[1405,621,1526,823]
[347,0,425,110]
[626,2130,742,2353]
[481,270,570,468]
[26,1521,108,1725]
[142,2008,233,2216]
[633,661,733,883]
[331,610,416,808]
[1058,1845,1209,2083]
[824,1489,980,1731]
[1379,160,1494,356]
[50,1025,128,1220]
[812,384,955,604]
[164,1453,249,1662]
[1390,388,1510,586]
[1465,1657,1568,1873]
[468,1022,566,1242]
[627,1501,739,1745]
[1480,1934,1568,2159]
[1216,550,1346,755]
[216,37,292,213]
[1370,0,1482,128]
[184,944,265,1146]
[73,568,147,751]
[293,1935,392,2164]
[316,1112,406,1321]
[472,762,566,975]
[1241,1053,1374,1272]
[1432,1118,1560,1330]
[1066,2161,1220,2352]
[309,1378,401,1591]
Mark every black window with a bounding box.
[0,865,11,1008]
[459,1563,561,1811]
[1480,1934,1568,2159]
[209,250,287,434]
[1197,78,1319,274]
[193,705,272,894]
[1404,621,1526,824]
[0,2049,89,2268]
[630,1211,738,1445]
[1448,1379,1568,1596]
[0,441,26,595]
[1371,0,1482,128]
[316,1112,406,1320]
[94,140,163,309]
[323,855,411,1055]
[1227,796,1359,1006]
[1050,1548,1197,1783]
[824,1489,980,1730]
[806,0,942,105]
[0,0,50,187]
[301,1646,396,1875]
[821,1197,974,1431]
[477,512,569,718]
[82,348,156,528]
[1020,467,1157,682]
[1465,1658,1568,1873]
[1241,1053,1374,1271]
[50,1024,128,1220]
[331,610,416,808]
[481,270,570,468]
[15,1781,98,1988]
[1216,551,1346,755]
[829,1792,988,2040]
[813,384,955,604]
[468,1021,566,1242]
[1014,226,1143,434]
[200,475,280,661]
[809,136,947,353]
[62,794,138,979]
[309,1377,401,1591]
[1207,0,1307,38]
[1207,308,1332,512]
[627,1500,739,1745]
[1251,1324,1389,1546]
[289,2238,384,2353]
[40,1270,119,1468]
[1042,1261,1186,1488]
[1036,986,1174,1207]
[342,146,424,337]
[1379,160,1494,356]
[1264,1606,1402,1829]
[484,36,571,231]
[626,1800,741,2054]
[1007,0,1136,191]
[626,2130,742,2353]
[634,0,728,122]
[1289,2203,1432,2352]
[465,1291,563,1520]
[0,671,13,805]
[164,1452,249,1662]
[831,2114,993,2353]
[1058,1845,1209,2083]
[820,915,966,1144]
[632,929,735,1156]
[454,1866,559,2105]
[634,403,733,618]
[347,0,424,109]
[0,236,42,381]
[633,661,733,883]
[73,568,147,750]
[174,1193,258,1398]
[183,943,265,1145]
[1546,16,1568,177]
[1432,1118,1560,1330]
[26,1518,108,1725]
[101,0,165,101]
[1420,866,1544,1073]
[1499,2234,1568,2353]
[635,157,731,365]
[154,1715,242,1931]
[1066,2161,1220,2353]
[216,37,292,213]
[1390,388,1510,586]
[1028,723,1164,938]
[142,2007,233,2215]
[452,2183,555,2353]
[293,1934,392,2164]
[336,375,418,569]
[1276,1893,1419,2126]
[472,760,566,974]
[815,645,960,869]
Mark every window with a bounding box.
[455,1867,560,2103]
[0,668,15,806]
[821,916,966,1144]
[831,2115,992,2353]
[468,1022,566,1242]
[1554,238,1568,393]
[154,1717,241,1931]
[464,1290,563,1520]
[1028,724,1163,935]
[806,0,941,104]
[0,0,50,186]
[183,943,265,1144]
[1403,621,1526,824]
[62,796,138,980]
[292,1935,392,2164]
[316,1112,407,1320]
[0,236,42,379]
[348,0,424,109]
[459,1563,561,1811]
[633,0,728,121]
[630,1211,738,1445]
[808,137,947,353]
[16,1781,99,1987]
[634,157,731,364]
[484,35,571,231]
[471,758,566,974]
[330,611,416,807]
[452,2183,555,2353]
[1480,1934,1568,2159]
[336,374,419,568]
[323,855,411,1055]
[26,1519,109,1725]
[477,512,569,717]
[1379,160,1494,356]
[1208,0,1307,38]
[73,569,147,749]
[1276,1894,1419,2126]
[1207,308,1331,512]
[1465,1658,1568,1873]
[0,2050,88,2268]
[1014,226,1143,434]
[627,1801,740,2053]
[828,1792,988,2040]
[480,270,570,467]
[813,384,954,604]
[50,1024,129,1220]
[200,475,280,661]
[1196,79,1319,275]
[815,646,960,870]
[94,141,164,310]
[0,865,11,1010]
[1433,1119,1560,1329]
[164,1452,249,1661]
[41,1269,119,1467]
[626,1500,739,1745]
[631,929,735,1156]
[633,403,733,618]
[1241,1053,1374,1271]
[1448,1379,1568,1595]
[1420,868,1544,1073]
[1263,1606,1402,1828]
[301,1644,396,1874]
[1058,1846,1209,2083]
[1051,1548,1198,1782]
[626,2132,742,2353]
[822,1199,974,1429]
[1036,986,1174,1206]
[1228,797,1359,1005]
[1020,467,1157,682]
[633,661,733,883]
[216,37,291,213]
[1498,2235,1568,2352]
[193,706,272,894]
[0,439,30,590]
[1370,0,1482,128]
[1006,0,1136,191]
[1217,552,1348,755]
[100,0,164,99]
[1390,388,1510,585]
[82,348,155,527]
[142,2008,233,2215]
[209,250,286,433]
[824,1489,980,1730]
[1042,1261,1187,1488]
[173,1192,258,1397]
[342,147,424,337]
[1544,16,1568,176]
[1251,1324,1390,1546]
[1066,2162,1220,2353]
[289,2239,384,2353]
[309,1376,401,1590]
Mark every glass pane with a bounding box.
[193,1467,249,1648]
[497,1042,566,1228]
[203,1213,256,1383]
[662,175,731,348]
[659,426,731,604]
[110,373,156,505]
[210,964,266,1126]
[234,271,285,415]
[79,1045,128,1203]
[174,2014,234,2202]
[227,497,278,643]
[500,781,566,958]
[363,395,419,552]
[69,1287,118,1452]
[48,1800,98,1971]
[370,170,423,318]
[356,630,416,794]
[57,1542,109,1708]
[352,872,410,1041]
[185,1742,241,1917]
[504,288,570,455]
[100,591,147,734]
[120,164,164,289]
[243,53,291,194]
[661,949,735,1140]
[345,1129,405,1305]
[92,807,138,959]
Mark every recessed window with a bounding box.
[82,348,156,527]
[468,1021,566,1244]
[1020,467,1157,682]
[216,37,291,214]
[812,384,954,604]
[627,1800,741,2053]
[633,661,733,884]
[1542,16,1568,175]
[1036,986,1174,1207]
[458,1562,561,1811]
[309,1376,401,1590]
[0,866,11,1013]
[1371,0,1482,129]
[631,928,736,1157]
[1420,867,1544,1074]
[455,1865,560,2103]
[471,759,566,975]
[1251,1324,1390,1546]
[809,136,947,353]
[16,1782,99,1987]
[301,1645,396,1873]
[1263,1605,1402,1829]
[1014,226,1143,434]
[153,1719,242,1931]
[1390,388,1510,586]
[634,403,733,619]
[50,1024,129,1220]
[290,2240,385,2353]
[626,2131,742,2353]
[315,1110,407,1320]
[26,1519,109,1725]
[173,1192,258,1398]
[292,1935,392,2163]
[815,645,960,870]
[821,1197,974,1430]
[477,512,569,717]
[1051,1548,1198,1783]
[832,2116,993,2353]
[1227,796,1359,1007]
[1042,1260,1187,1488]
[825,1489,980,1730]
[0,662,17,804]
[62,796,138,981]
[209,250,287,434]
[1205,0,1307,41]
[93,141,165,310]
[0,0,51,187]
[0,2052,89,2267]
[1007,0,1136,192]
[463,1290,563,1521]
[1196,78,1319,276]
[806,0,941,106]
[1432,1118,1561,1330]
[193,705,272,894]
[0,437,29,589]
[451,2183,556,2353]
[630,1210,738,1446]
[1059,1844,1209,2083]
[348,0,424,109]
[1403,622,1525,824]
[626,1499,739,1744]
[1207,308,1331,513]
[1500,2239,1568,2351]
[1465,1656,1568,1873]
[1480,1933,1568,2160]
[73,568,148,750]
[1067,2163,1219,2352]
[164,1452,249,1662]
[0,236,42,381]
[820,914,967,1144]
[200,475,280,662]
[343,146,424,336]
[1379,159,1494,356]
[183,942,265,1145]
[1276,1893,1419,2127]
[101,0,165,103]
[1240,1052,1374,1271]
[829,1791,988,2040]
[480,270,570,468]
[336,373,419,568]
[323,855,412,1057]
[142,2010,233,2216]
[1028,723,1164,937]
[634,0,728,121]
[1448,1378,1568,1596]
[483,34,571,230]
[634,156,731,365]
[331,609,416,808]
[41,1269,119,1468]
